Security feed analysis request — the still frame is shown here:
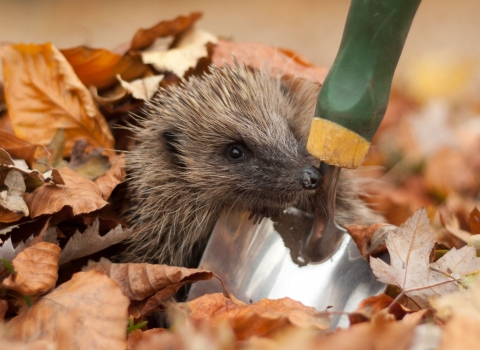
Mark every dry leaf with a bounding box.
[348,293,407,325]
[469,207,480,234]
[5,270,129,350]
[24,167,108,218]
[185,293,329,341]
[0,169,29,216]
[94,152,126,200]
[59,218,130,265]
[212,40,328,84]
[424,147,478,198]
[441,210,472,242]
[313,311,420,350]
[61,47,148,90]
[0,130,47,168]
[2,242,60,296]
[118,74,163,100]
[345,223,396,259]
[371,207,480,309]
[130,12,202,51]
[0,236,28,274]
[142,28,217,78]
[86,258,213,318]
[1,43,114,156]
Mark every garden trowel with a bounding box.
[188,0,421,328]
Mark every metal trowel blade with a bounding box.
[187,208,387,329]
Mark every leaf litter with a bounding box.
[0,10,479,350]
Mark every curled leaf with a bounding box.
[130,12,202,51]
[2,242,60,296]
[0,169,29,216]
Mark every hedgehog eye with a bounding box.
[227,144,245,160]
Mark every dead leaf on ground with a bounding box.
[1,43,114,156]
[61,47,148,90]
[94,152,126,200]
[0,131,48,169]
[212,40,328,84]
[5,270,129,350]
[424,147,478,199]
[2,242,60,296]
[130,12,202,52]
[313,311,421,350]
[348,293,408,325]
[185,293,329,341]
[0,169,29,217]
[142,28,217,78]
[371,207,480,309]
[431,279,480,349]
[24,167,108,218]
[85,258,213,318]
[59,218,130,265]
[469,207,480,234]
[345,223,396,259]
[118,74,164,100]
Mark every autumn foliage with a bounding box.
[0,12,479,350]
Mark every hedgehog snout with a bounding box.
[301,166,321,190]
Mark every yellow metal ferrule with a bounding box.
[306,118,371,169]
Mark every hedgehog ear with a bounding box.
[163,129,185,168]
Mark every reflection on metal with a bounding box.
[188,208,387,329]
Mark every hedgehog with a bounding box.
[124,63,382,268]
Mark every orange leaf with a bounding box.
[5,270,129,349]
[1,43,114,156]
[61,47,148,90]
[130,12,203,51]
[24,167,108,218]
[2,242,60,296]
[186,293,329,341]
[0,131,47,169]
[211,40,328,84]
[348,294,408,325]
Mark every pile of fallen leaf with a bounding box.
[0,12,479,350]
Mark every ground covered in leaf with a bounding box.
[0,12,479,350]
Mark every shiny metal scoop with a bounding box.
[188,164,387,329]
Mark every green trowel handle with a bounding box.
[307,0,421,168]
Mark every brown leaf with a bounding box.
[142,28,217,78]
[1,43,114,156]
[185,293,329,341]
[371,208,480,309]
[345,223,396,259]
[94,152,126,200]
[59,218,130,265]
[86,259,212,318]
[424,147,478,198]
[0,299,8,321]
[314,311,420,350]
[130,12,202,52]
[211,40,328,84]
[348,294,408,325]
[0,131,47,168]
[0,206,23,223]
[2,242,60,296]
[5,270,129,349]
[469,207,480,234]
[24,167,108,218]
[61,47,148,90]
[438,314,479,350]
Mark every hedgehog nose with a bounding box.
[301,166,321,190]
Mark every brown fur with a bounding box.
[125,63,382,267]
